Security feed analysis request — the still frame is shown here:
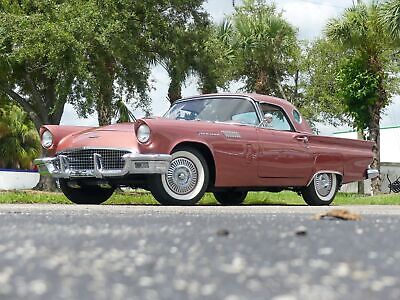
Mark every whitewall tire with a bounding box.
[149,147,209,205]
[301,173,338,206]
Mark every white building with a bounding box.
[334,126,400,194]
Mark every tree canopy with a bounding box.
[0,0,85,131]
[229,0,300,99]
[325,3,399,193]
[379,0,400,38]
[0,0,208,127]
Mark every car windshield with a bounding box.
[164,97,260,125]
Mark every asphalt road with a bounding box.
[0,204,399,300]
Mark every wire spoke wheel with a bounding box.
[301,172,338,206]
[314,173,333,197]
[150,147,209,205]
[166,157,198,195]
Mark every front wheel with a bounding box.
[59,180,115,204]
[301,173,338,206]
[214,190,247,205]
[149,147,209,205]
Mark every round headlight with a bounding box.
[137,124,151,143]
[41,130,53,148]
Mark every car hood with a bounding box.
[56,123,139,153]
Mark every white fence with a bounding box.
[0,169,40,190]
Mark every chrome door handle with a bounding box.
[296,136,309,143]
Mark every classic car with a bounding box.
[34,93,378,206]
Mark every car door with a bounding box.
[256,103,314,184]
[207,97,260,187]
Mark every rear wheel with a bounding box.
[301,173,338,206]
[214,190,247,205]
[59,179,115,204]
[149,147,209,205]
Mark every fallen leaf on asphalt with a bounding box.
[313,209,361,221]
[216,229,230,237]
[294,225,307,236]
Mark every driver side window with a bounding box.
[259,103,293,131]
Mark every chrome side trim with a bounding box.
[307,170,343,187]
[367,169,379,179]
[34,153,172,179]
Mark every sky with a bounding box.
[60,0,400,135]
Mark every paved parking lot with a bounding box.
[0,204,399,300]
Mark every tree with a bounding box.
[60,0,207,123]
[160,17,236,105]
[0,1,85,133]
[0,0,207,189]
[195,20,236,95]
[326,3,398,194]
[300,39,349,127]
[0,102,40,169]
[379,0,400,38]
[228,0,300,99]
[154,7,214,105]
[159,25,204,104]
[0,1,88,190]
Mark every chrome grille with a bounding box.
[58,149,130,171]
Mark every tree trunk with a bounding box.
[96,69,114,126]
[168,68,182,105]
[369,104,381,195]
[199,71,217,94]
[275,69,288,100]
[200,80,217,94]
[97,90,113,126]
[255,71,268,94]
[34,175,58,192]
[357,130,365,194]
[367,55,386,195]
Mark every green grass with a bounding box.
[0,190,400,205]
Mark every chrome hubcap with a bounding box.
[166,157,198,195]
[315,173,332,197]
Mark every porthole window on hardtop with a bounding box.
[293,109,302,124]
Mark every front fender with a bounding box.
[40,125,94,155]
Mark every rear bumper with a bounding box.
[34,153,172,179]
[366,168,379,179]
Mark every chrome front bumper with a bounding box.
[34,153,172,179]
[366,168,379,179]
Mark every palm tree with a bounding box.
[195,20,236,94]
[229,0,300,99]
[379,0,400,38]
[326,3,396,194]
[0,103,40,169]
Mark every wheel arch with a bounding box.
[307,171,343,187]
[171,141,216,189]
